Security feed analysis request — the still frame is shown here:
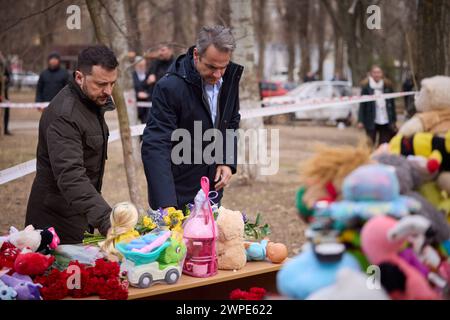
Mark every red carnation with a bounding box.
[35,269,69,300]
[230,287,266,300]
[230,289,246,300]
[33,258,128,300]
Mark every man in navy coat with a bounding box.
[141,25,243,210]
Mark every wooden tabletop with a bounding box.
[127,260,284,300]
[64,260,284,300]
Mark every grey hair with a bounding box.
[196,25,236,56]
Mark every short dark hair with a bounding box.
[77,45,119,74]
[48,52,61,61]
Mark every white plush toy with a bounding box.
[306,268,390,300]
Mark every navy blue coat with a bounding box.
[141,47,243,210]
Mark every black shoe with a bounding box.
[4,131,12,136]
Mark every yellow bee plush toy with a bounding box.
[389,131,450,174]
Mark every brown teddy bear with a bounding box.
[216,206,247,270]
[399,76,450,137]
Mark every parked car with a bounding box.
[11,71,39,88]
[259,81,289,99]
[262,81,357,126]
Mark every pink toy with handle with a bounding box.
[132,230,171,253]
[182,177,218,277]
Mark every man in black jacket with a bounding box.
[142,25,243,210]
[26,46,118,244]
[35,52,69,103]
[132,57,151,123]
[146,44,175,95]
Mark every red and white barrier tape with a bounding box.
[0,101,152,108]
[0,91,416,185]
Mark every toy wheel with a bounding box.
[138,273,153,288]
[165,269,180,284]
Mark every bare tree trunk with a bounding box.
[0,57,4,139]
[230,0,265,183]
[173,0,195,48]
[254,0,268,80]
[315,2,326,80]
[416,0,450,81]
[124,0,143,55]
[277,0,297,82]
[287,40,296,82]
[105,0,141,165]
[298,0,311,81]
[86,0,142,207]
[173,0,187,46]
[195,0,207,33]
[322,0,367,84]
[334,33,344,77]
[39,0,55,70]
[216,0,231,26]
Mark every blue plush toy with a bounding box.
[277,244,360,299]
[245,240,268,261]
[0,279,17,300]
[316,164,421,230]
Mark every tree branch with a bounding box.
[0,0,66,35]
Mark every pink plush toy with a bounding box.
[361,216,439,300]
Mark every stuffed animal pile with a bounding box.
[284,140,450,299]
[0,224,128,300]
[0,225,59,300]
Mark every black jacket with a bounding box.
[146,57,175,93]
[26,78,113,244]
[141,46,243,210]
[132,70,151,123]
[358,79,396,131]
[35,67,69,102]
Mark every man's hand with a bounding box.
[214,165,233,191]
[357,122,364,129]
[147,74,156,85]
[137,91,149,99]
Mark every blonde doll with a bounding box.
[99,202,140,261]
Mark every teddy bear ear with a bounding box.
[9,226,19,234]
[24,225,35,232]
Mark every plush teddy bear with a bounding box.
[399,76,450,137]
[216,206,247,271]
